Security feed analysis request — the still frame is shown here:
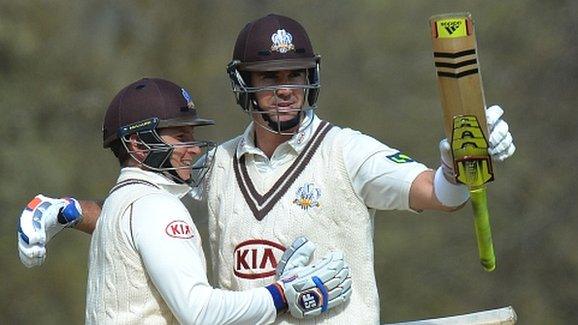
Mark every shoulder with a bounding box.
[132,192,189,219]
[324,124,398,154]
[217,136,243,153]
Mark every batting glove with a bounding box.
[486,105,516,162]
[266,237,352,318]
[275,236,316,278]
[18,194,82,268]
[439,104,516,181]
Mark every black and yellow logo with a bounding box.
[387,152,415,164]
[437,18,467,38]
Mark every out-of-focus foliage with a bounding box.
[1,0,576,323]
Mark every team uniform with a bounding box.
[86,167,277,324]
[208,113,428,324]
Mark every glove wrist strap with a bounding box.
[265,282,288,313]
[434,167,470,207]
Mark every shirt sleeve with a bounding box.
[127,193,276,325]
[341,129,429,211]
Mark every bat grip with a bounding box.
[470,187,496,272]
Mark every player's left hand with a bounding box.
[276,236,316,279]
[486,105,515,161]
[18,195,82,268]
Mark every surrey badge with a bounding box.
[293,183,321,210]
[181,88,195,110]
[271,29,295,54]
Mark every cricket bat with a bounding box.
[429,13,496,271]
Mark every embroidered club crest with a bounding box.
[293,183,321,210]
[181,88,195,110]
[271,29,295,54]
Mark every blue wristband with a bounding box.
[265,282,288,313]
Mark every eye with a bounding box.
[261,72,277,80]
[289,70,305,78]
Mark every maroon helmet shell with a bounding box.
[232,14,318,71]
[102,78,214,148]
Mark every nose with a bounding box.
[187,145,202,156]
[274,87,292,99]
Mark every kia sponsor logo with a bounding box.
[233,239,286,279]
[165,220,194,239]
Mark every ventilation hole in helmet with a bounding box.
[136,84,146,90]
[258,50,271,56]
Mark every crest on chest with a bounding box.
[292,182,321,210]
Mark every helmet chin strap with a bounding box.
[160,159,190,185]
[261,110,302,132]
[253,100,303,133]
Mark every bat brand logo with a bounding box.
[165,220,194,239]
[435,18,468,38]
[233,239,286,279]
[270,29,295,54]
[442,21,461,34]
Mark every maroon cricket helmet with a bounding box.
[232,13,320,71]
[102,78,214,148]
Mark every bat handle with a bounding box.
[470,187,496,272]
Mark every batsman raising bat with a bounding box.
[18,14,515,323]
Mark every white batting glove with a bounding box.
[486,105,516,162]
[266,237,352,318]
[18,194,82,268]
[439,105,516,180]
[276,236,316,279]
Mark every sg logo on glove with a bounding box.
[299,290,322,311]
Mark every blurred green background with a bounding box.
[1,0,577,324]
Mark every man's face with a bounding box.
[158,126,201,181]
[250,69,307,124]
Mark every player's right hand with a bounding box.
[18,194,82,268]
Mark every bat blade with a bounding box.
[430,13,496,271]
[430,13,489,141]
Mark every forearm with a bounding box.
[73,200,102,234]
[409,169,468,212]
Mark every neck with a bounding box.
[254,124,293,158]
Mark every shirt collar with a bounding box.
[235,111,322,159]
[117,167,191,199]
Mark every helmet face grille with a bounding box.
[120,127,216,186]
[227,55,321,135]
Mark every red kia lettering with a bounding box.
[233,239,285,279]
[165,220,194,239]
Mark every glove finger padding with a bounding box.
[485,105,504,131]
[276,236,316,279]
[488,119,509,148]
[281,251,351,318]
[18,236,46,268]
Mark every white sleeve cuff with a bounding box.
[434,167,470,207]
